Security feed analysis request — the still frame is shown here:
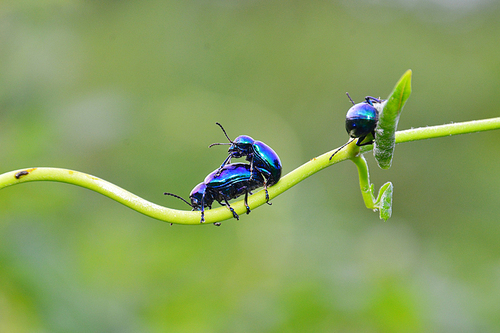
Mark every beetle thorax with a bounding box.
[228,135,255,157]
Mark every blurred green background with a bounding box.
[1,1,500,332]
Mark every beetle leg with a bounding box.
[216,155,232,176]
[200,197,206,223]
[223,197,239,220]
[255,169,272,205]
[249,158,254,181]
[256,167,271,183]
[244,189,251,214]
[263,180,272,205]
[356,133,375,147]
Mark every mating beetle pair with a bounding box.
[165,163,265,225]
[165,123,282,224]
[209,122,282,202]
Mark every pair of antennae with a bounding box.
[208,122,233,148]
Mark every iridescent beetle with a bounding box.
[164,163,266,224]
[209,123,281,203]
[330,93,383,160]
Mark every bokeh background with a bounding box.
[1,1,500,332]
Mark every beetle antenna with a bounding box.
[215,122,233,143]
[208,142,231,148]
[164,192,192,207]
[346,92,355,105]
[329,138,355,161]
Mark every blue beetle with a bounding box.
[330,93,383,160]
[164,163,266,224]
[209,123,282,203]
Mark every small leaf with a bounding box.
[377,182,393,221]
[374,70,412,169]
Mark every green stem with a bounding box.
[1,117,500,225]
[351,155,376,209]
[396,117,500,143]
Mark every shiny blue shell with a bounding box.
[204,163,264,196]
[227,135,282,185]
[189,163,265,211]
[329,96,382,161]
[345,101,378,139]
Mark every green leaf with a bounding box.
[374,70,412,169]
[376,182,393,221]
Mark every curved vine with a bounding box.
[1,117,499,225]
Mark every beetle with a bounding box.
[209,122,282,203]
[330,93,383,160]
[164,163,266,224]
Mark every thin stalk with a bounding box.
[1,117,499,225]
[350,155,376,209]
